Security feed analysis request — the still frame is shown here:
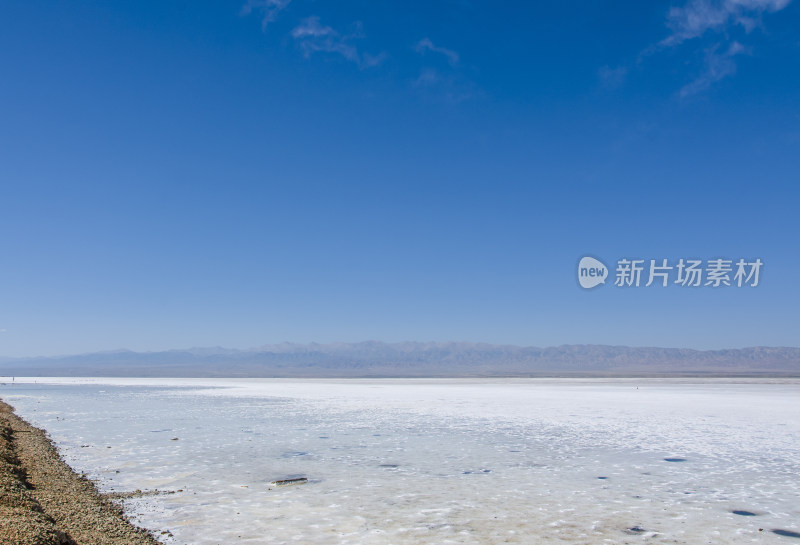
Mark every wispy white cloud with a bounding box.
[662,0,791,46]
[415,38,460,66]
[291,16,336,39]
[679,41,748,96]
[291,17,385,69]
[241,0,291,30]
[412,38,474,101]
[643,0,793,96]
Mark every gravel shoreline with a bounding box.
[0,400,161,545]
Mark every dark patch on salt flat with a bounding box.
[281,451,309,458]
[269,476,308,487]
[664,457,687,462]
[732,510,757,516]
[773,530,800,538]
[625,526,647,535]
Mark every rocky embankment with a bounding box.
[0,400,160,545]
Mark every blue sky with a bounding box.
[1,0,799,357]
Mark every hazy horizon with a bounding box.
[4,339,800,361]
[3,342,799,379]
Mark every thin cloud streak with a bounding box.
[291,17,385,69]
[241,0,291,30]
[412,38,475,101]
[662,0,791,46]
[415,38,460,66]
[630,0,795,96]
[680,41,748,96]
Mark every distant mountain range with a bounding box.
[1,342,799,377]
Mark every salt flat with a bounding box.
[1,378,799,544]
